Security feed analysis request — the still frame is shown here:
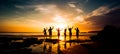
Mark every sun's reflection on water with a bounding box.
[29,35,91,54]
[59,36,64,41]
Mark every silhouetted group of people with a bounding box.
[43,26,80,40]
[43,27,54,39]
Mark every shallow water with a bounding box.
[0,33,96,54]
[7,35,91,54]
[29,36,91,54]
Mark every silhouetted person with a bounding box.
[68,26,73,40]
[48,27,54,39]
[43,28,47,38]
[56,28,62,39]
[64,28,67,41]
[75,27,80,40]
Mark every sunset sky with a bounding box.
[0,0,120,32]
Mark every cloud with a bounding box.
[13,3,86,28]
[15,5,25,9]
[86,0,89,1]
[15,4,60,14]
[34,4,58,14]
[86,7,120,28]
[67,2,84,14]
[68,3,76,8]
[86,6,110,18]
[74,16,84,23]
[86,0,89,2]
[75,8,84,13]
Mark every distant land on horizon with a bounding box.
[87,31,100,33]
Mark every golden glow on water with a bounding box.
[29,35,92,54]
[59,36,64,41]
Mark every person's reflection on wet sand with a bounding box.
[43,43,46,53]
[48,44,52,54]
[64,42,67,49]
[58,42,60,54]
[70,42,71,46]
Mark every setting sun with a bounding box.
[55,24,66,29]
[53,15,67,30]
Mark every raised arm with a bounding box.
[52,26,54,29]
[71,26,73,29]
[46,27,48,30]
[75,28,77,30]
